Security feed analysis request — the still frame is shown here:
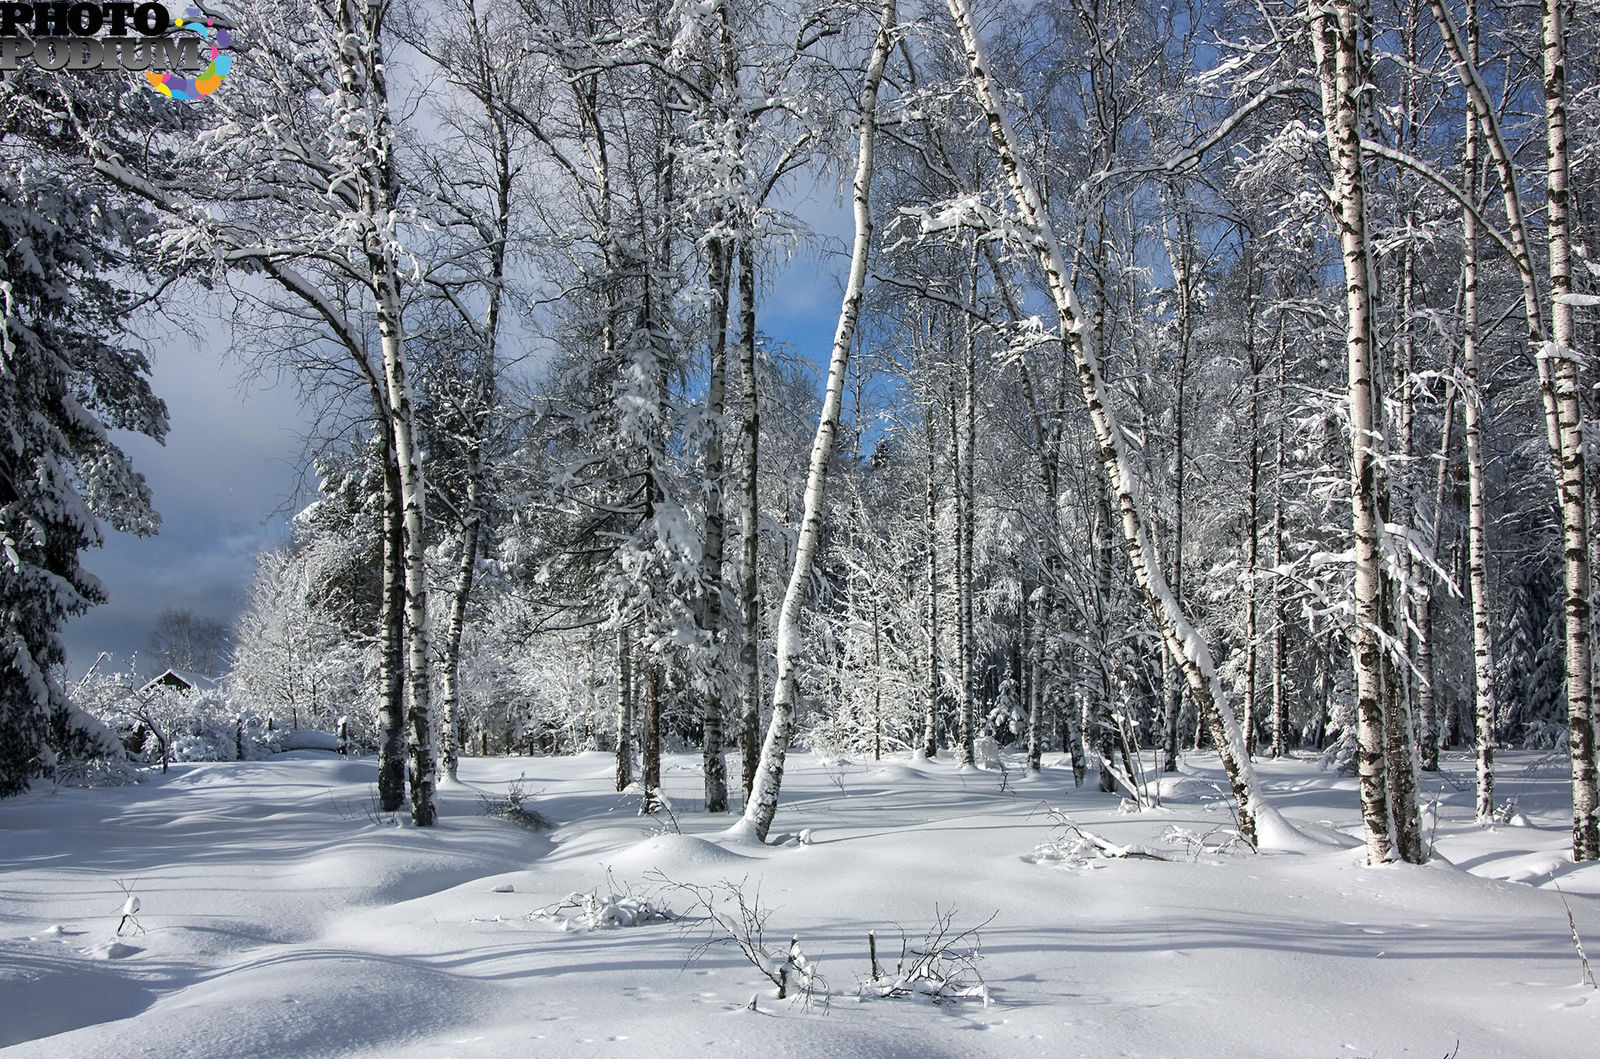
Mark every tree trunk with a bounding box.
[701,229,731,814]
[1459,15,1496,815]
[1242,246,1261,762]
[1417,390,1456,774]
[1312,0,1406,864]
[923,405,940,759]
[948,371,975,766]
[1026,582,1042,771]
[740,0,896,842]
[615,627,633,792]
[377,431,407,812]
[1543,0,1600,862]
[1429,0,1598,859]
[736,236,762,806]
[439,452,481,784]
[1270,414,1287,760]
[643,661,661,813]
[944,0,1281,847]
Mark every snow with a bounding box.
[3,748,1599,1057]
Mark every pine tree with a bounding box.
[1,74,166,793]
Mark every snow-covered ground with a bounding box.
[3,747,1597,1057]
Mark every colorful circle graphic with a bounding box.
[144,9,233,101]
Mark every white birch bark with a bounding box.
[700,230,731,814]
[736,235,762,804]
[942,0,1290,848]
[1543,0,1600,859]
[738,0,897,843]
[439,455,481,784]
[615,628,633,793]
[1428,0,1598,858]
[1458,8,1497,818]
[1311,0,1397,865]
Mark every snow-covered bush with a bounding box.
[859,910,992,1006]
[532,876,673,931]
[74,671,286,768]
[44,677,136,788]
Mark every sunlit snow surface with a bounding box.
[3,748,1598,1056]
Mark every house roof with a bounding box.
[139,669,219,696]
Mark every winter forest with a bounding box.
[6,0,1600,1052]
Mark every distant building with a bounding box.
[139,669,219,697]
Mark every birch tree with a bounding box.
[82,0,440,824]
[941,0,1290,848]
[740,0,898,843]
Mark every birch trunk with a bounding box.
[377,431,407,811]
[1312,0,1397,865]
[1544,0,1600,860]
[615,628,633,792]
[1161,198,1193,765]
[960,310,978,766]
[1271,389,1288,759]
[948,370,975,766]
[439,453,481,784]
[923,406,940,759]
[739,0,896,842]
[701,230,731,813]
[736,236,762,805]
[643,662,662,813]
[1026,582,1043,771]
[1428,0,1598,859]
[1459,10,1496,815]
[1242,251,1261,761]
[1418,388,1456,774]
[943,0,1282,847]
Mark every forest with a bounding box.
[4,0,1600,873]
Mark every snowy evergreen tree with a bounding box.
[0,72,167,795]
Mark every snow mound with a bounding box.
[0,946,153,1046]
[866,763,931,785]
[607,833,752,872]
[1495,851,1572,886]
[1155,775,1223,801]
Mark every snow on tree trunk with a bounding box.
[942,0,1291,849]
[948,372,974,767]
[1459,26,1496,816]
[1544,0,1600,861]
[353,0,437,827]
[376,299,436,827]
[959,311,978,767]
[738,0,897,843]
[440,454,482,785]
[378,441,407,812]
[1312,0,1399,865]
[701,229,731,814]
[1026,582,1042,772]
[737,235,763,805]
[644,662,662,813]
[1429,0,1598,858]
[1271,388,1288,761]
[616,628,633,793]
[923,407,940,760]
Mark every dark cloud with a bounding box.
[62,334,311,677]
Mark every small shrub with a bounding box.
[479,773,553,830]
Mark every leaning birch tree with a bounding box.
[739,0,898,843]
[940,0,1290,848]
